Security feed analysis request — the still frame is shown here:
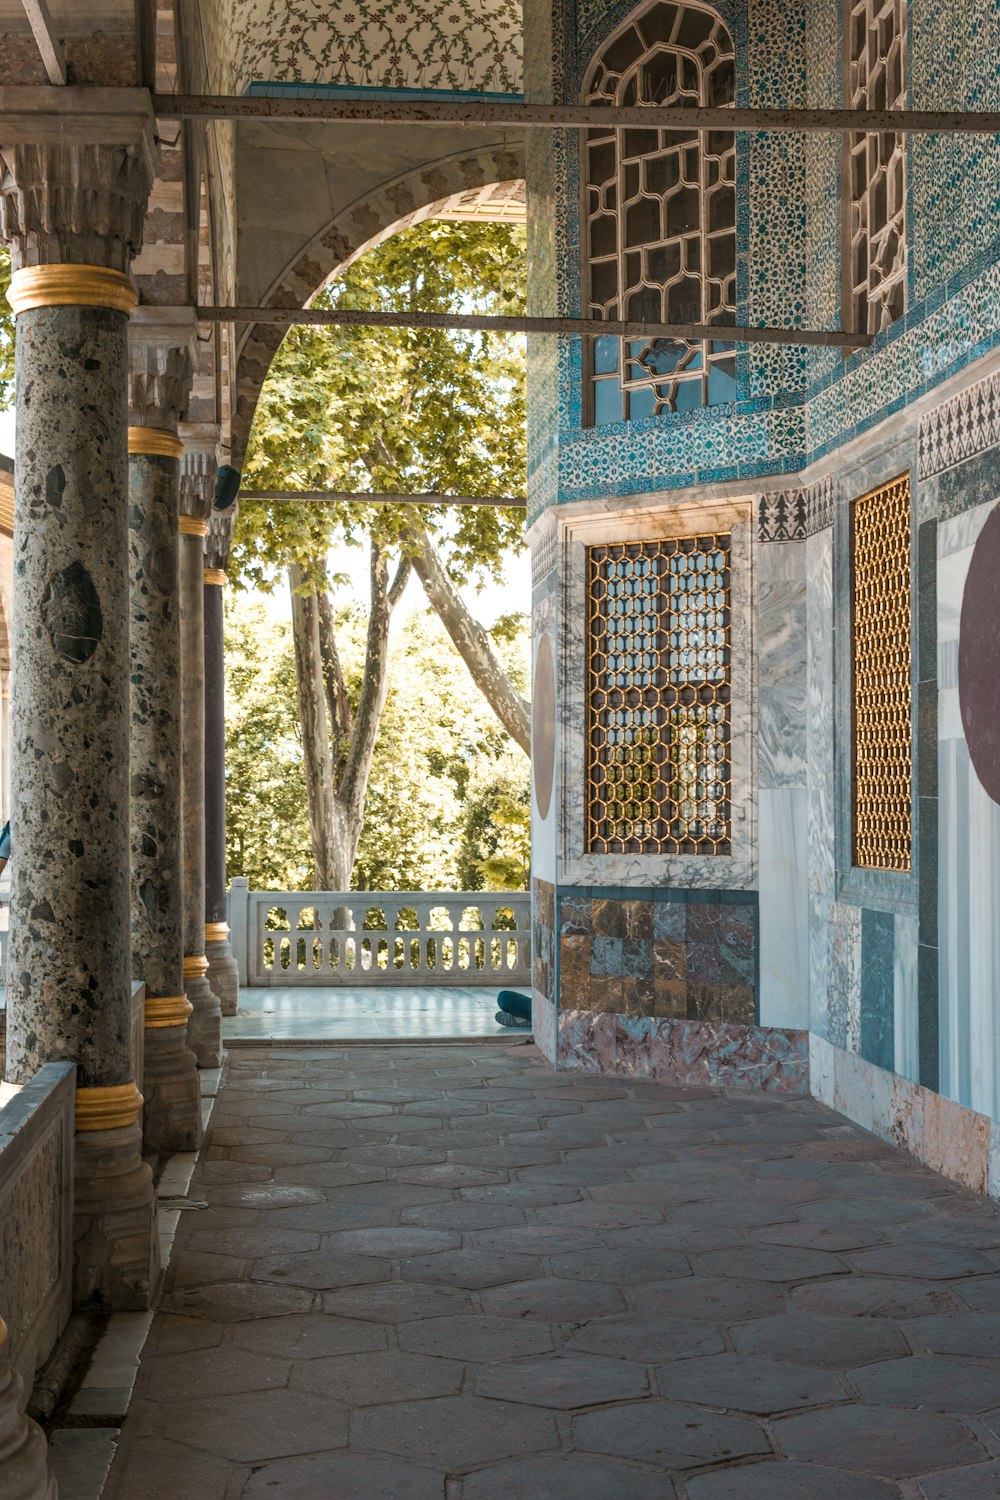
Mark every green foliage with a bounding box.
[232,217,527,594]
[224,595,312,890]
[0,245,14,409]
[457,750,531,892]
[226,589,531,892]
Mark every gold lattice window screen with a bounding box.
[587,535,731,855]
[852,473,912,872]
[584,0,737,420]
[845,0,907,334]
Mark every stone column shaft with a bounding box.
[5,265,158,1306]
[0,1320,55,1500]
[203,511,239,1016]
[1,119,160,1309]
[179,432,222,1066]
[128,428,202,1151]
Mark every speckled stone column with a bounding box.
[0,124,159,1309]
[0,1320,55,1500]
[179,426,222,1066]
[204,512,240,1016]
[127,312,202,1152]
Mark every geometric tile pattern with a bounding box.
[919,369,1000,478]
[103,1042,1000,1498]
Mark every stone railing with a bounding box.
[229,880,531,988]
[0,1062,75,1389]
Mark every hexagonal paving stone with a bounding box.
[229,1313,386,1359]
[401,1202,524,1232]
[751,1221,890,1251]
[847,1244,998,1280]
[163,1282,314,1322]
[789,1277,958,1321]
[395,1164,508,1187]
[322,1228,460,1258]
[153,1389,347,1463]
[100,1436,237,1500]
[916,1461,1000,1498]
[143,1346,289,1403]
[252,1253,391,1290]
[353,1395,558,1470]
[290,1350,464,1404]
[547,1247,691,1284]
[684,1461,902,1498]
[480,1277,626,1322]
[462,1452,677,1500]
[910,1312,1000,1358]
[207,1184,328,1209]
[322,1283,473,1323]
[774,1406,987,1477]
[566,1312,725,1363]
[635,1276,787,1323]
[694,1246,848,1282]
[399,1251,543,1289]
[656,1353,845,1414]
[241,1453,446,1499]
[399,1315,555,1362]
[574,1399,769,1469]
[849,1354,1000,1413]
[948,1276,1000,1312]
[732,1313,911,1368]
[465,1227,604,1257]
[476,1354,649,1408]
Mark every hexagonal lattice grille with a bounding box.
[852,473,912,872]
[587,535,731,855]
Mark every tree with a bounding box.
[233,218,530,890]
[457,750,531,891]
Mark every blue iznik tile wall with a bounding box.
[525,0,1000,514]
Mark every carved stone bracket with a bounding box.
[205,510,235,574]
[128,307,198,433]
[179,422,221,522]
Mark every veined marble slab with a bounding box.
[758,787,809,1029]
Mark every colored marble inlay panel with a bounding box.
[559,1010,809,1093]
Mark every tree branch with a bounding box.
[402,521,531,755]
[341,541,395,820]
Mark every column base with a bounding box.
[142,1021,202,1155]
[184,957,222,1068]
[73,1121,159,1311]
[0,1329,55,1500]
[205,935,239,1017]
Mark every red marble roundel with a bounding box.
[532,633,556,821]
[959,501,1000,805]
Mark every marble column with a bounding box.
[0,122,160,1308]
[204,512,240,1016]
[128,310,202,1152]
[179,426,222,1066]
[0,1320,55,1500]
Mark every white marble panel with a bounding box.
[937,544,974,648]
[809,891,831,1038]
[758,577,808,790]
[893,910,920,1084]
[828,901,861,1054]
[758,787,809,1029]
[939,738,971,1109]
[938,499,996,559]
[806,531,835,901]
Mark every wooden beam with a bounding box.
[20,0,66,86]
[198,304,869,350]
[241,490,525,508]
[154,91,1000,136]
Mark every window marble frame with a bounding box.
[834,430,921,916]
[558,494,755,888]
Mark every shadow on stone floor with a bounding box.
[101,1043,1000,1500]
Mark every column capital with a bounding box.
[128,307,198,434]
[0,91,157,272]
[179,422,221,522]
[206,511,235,574]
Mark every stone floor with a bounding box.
[102,1042,1000,1500]
[223,987,524,1042]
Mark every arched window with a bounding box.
[583,0,737,424]
[845,0,907,334]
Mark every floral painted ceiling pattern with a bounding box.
[230,0,523,94]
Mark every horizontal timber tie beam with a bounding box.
[197,305,868,349]
[242,490,525,508]
[153,93,1000,135]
